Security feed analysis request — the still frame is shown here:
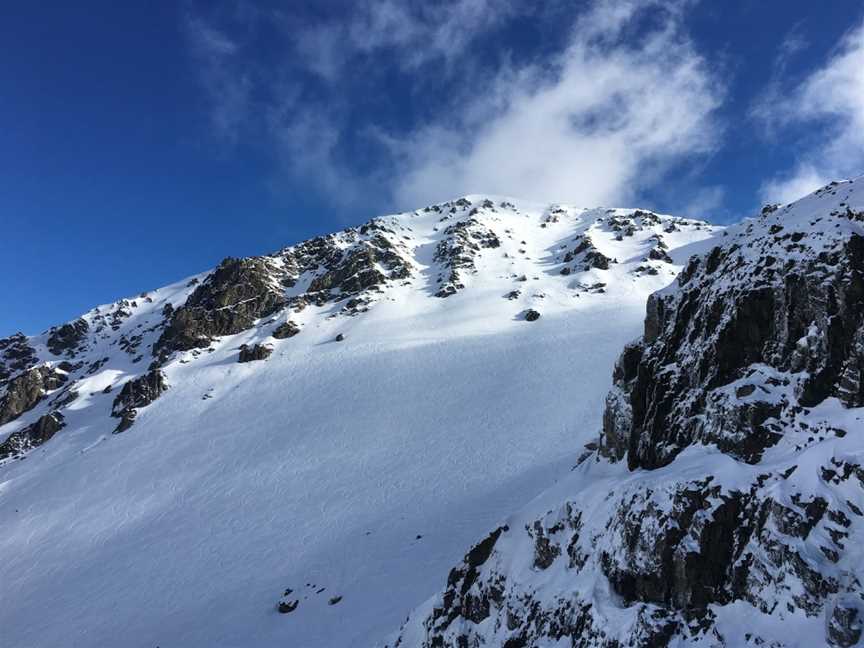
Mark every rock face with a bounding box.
[391,179,864,648]
[1,196,712,478]
[0,333,38,385]
[0,365,66,425]
[111,370,167,433]
[433,210,501,297]
[0,412,65,461]
[153,257,286,362]
[46,318,89,356]
[604,183,864,470]
[305,233,411,297]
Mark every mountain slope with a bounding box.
[0,198,717,648]
[390,179,864,647]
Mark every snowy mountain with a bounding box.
[390,179,864,647]
[0,197,718,648]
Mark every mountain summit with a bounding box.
[0,197,718,647]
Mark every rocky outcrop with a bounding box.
[46,318,89,356]
[0,365,66,425]
[238,344,272,363]
[153,257,286,362]
[433,216,501,297]
[562,234,615,273]
[111,370,167,433]
[0,333,37,386]
[272,321,300,339]
[306,233,411,298]
[0,412,65,461]
[604,188,864,470]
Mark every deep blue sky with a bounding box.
[3,1,863,337]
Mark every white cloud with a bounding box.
[758,19,864,204]
[292,0,520,81]
[185,14,252,143]
[186,0,724,212]
[389,0,723,208]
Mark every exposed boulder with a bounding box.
[111,370,167,433]
[524,309,541,322]
[0,365,66,425]
[238,344,272,363]
[272,321,300,339]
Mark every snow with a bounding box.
[0,197,719,647]
[389,177,864,648]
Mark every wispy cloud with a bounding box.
[185,14,253,144]
[388,0,723,208]
[184,0,724,212]
[756,19,864,204]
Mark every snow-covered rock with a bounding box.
[390,178,864,648]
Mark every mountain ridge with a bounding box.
[0,196,720,648]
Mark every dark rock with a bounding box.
[153,257,286,362]
[0,333,38,386]
[434,219,501,297]
[328,596,342,605]
[524,310,541,322]
[277,599,299,614]
[272,321,300,339]
[603,226,864,471]
[0,366,66,425]
[647,246,674,263]
[828,599,863,647]
[47,319,89,356]
[111,370,167,433]
[238,344,272,363]
[0,411,65,460]
[335,334,345,342]
[307,234,410,297]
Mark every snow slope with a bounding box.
[390,179,864,647]
[0,198,719,647]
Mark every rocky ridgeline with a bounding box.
[152,256,287,363]
[0,199,711,467]
[390,179,864,648]
[0,215,420,455]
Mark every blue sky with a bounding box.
[3,0,864,337]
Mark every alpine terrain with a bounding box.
[390,178,864,647]
[0,196,719,648]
